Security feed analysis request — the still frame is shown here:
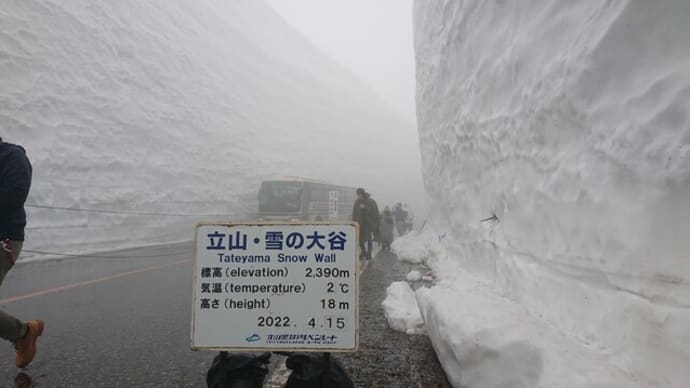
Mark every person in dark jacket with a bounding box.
[379,207,395,252]
[352,188,379,260]
[0,137,44,368]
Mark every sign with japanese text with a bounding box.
[191,222,359,352]
[328,191,338,220]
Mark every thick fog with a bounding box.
[0,0,424,256]
[267,0,416,124]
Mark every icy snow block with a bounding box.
[416,284,647,388]
[382,281,425,335]
[406,270,423,282]
[391,231,430,264]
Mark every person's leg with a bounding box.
[0,241,26,343]
[0,241,44,368]
[366,239,373,260]
[0,312,26,342]
[359,230,371,259]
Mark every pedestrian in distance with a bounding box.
[351,188,379,260]
[379,207,395,252]
[405,208,414,233]
[0,137,44,369]
[393,202,408,237]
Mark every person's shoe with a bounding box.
[14,372,33,388]
[14,320,44,368]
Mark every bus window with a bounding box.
[258,181,303,212]
[309,187,328,202]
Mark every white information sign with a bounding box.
[191,222,359,352]
[328,191,338,220]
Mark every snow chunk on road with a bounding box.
[406,270,423,282]
[382,281,425,335]
[391,230,436,264]
[416,278,646,388]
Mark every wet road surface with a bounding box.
[0,243,449,387]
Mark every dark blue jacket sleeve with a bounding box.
[0,148,32,209]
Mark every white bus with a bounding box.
[257,177,357,221]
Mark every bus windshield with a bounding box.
[258,181,302,212]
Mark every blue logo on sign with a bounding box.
[246,333,262,342]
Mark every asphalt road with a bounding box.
[0,243,449,387]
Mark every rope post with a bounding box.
[321,352,331,388]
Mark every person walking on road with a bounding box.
[379,207,395,252]
[393,202,408,236]
[405,209,414,233]
[0,137,44,368]
[352,188,379,260]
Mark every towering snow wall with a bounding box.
[414,0,690,386]
[1,0,423,255]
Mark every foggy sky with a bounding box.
[266,0,417,123]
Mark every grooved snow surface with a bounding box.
[414,0,690,387]
[0,0,422,257]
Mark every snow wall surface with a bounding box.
[414,1,690,386]
[0,0,423,256]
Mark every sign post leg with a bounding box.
[321,352,331,388]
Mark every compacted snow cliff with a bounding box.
[0,0,422,256]
[413,0,690,387]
